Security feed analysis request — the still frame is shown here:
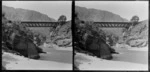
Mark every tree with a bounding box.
[130,15,139,23]
[58,15,67,22]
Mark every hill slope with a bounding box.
[75,6,128,22]
[52,21,72,47]
[2,5,56,21]
[2,5,72,47]
[125,20,148,47]
[75,6,129,38]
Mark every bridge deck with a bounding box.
[21,21,136,28]
[21,22,61,27]
[94,22,133,28]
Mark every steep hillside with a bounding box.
[125,20,148,47]
[52,21,72,47]
[2,5,56,21]
[2,5,72,47]
[75,6,128,22]
[75,6,129,38]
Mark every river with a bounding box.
[39,45,72,64]
[112,47,148,64]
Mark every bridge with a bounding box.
[21,22,65,27]
[21,21,138,28]
[94,22,138,28]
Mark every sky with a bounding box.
[76,1,149,21]
[2,1,72,21]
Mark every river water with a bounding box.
[39,46,72,64]
[112,47,148,64]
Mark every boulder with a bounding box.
[85,35,113,60]
[2,12,44,59]
[127,39,148,47]
[54,39,72,47]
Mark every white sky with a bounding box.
[2,1,72,21]
[76,1,149,21]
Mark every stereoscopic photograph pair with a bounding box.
[2,0,149,71]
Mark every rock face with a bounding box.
[75,6,128,22]
[2,5,56,21]
[2,12,44,59]
[125,20,148,47]
[52,21,72,47]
